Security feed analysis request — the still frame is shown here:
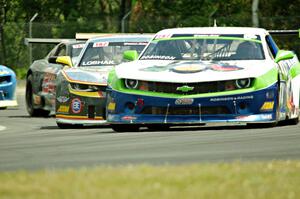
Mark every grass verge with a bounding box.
[0,160,300,199]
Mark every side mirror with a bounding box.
[123,50,138,61]
[275,50,294,63]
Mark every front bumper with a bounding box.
[56,94,107,125]
[0,81,17,108]
[107,83,278,124]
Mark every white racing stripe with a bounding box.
[0,125,7,131]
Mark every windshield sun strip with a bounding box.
[153,36,262,43]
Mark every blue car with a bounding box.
[0,65,17,109]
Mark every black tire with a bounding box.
[25,74,50,117]
[111,124,140,132]
[285,116,299,125]
[0,107,7,110]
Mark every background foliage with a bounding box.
[0,0,299,78]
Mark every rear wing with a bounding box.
[24,33,153,45]
[268,29,299,37]
[24,38,75,45]
[75,33,154,40]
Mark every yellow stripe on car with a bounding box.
[56,114,104,120]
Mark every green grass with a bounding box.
[1,161,300,199]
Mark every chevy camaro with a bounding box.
[53,34,152,128]
[106,27,300,132]
[0,65,17,109]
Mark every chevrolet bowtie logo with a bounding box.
[176,85,194,92]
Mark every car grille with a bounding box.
[0,76,11,84]
[140,106,231,115]
[140,80,234,95]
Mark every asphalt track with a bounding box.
[0,86,300,171]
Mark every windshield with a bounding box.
[79,41,147,67]
[71,43,85,57]
[140,34,265,61]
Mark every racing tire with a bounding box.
[0,107,7,110]
[285,117,299,125]
[111,124,140,132]
[25,74,50,117]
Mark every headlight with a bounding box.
[70,83,99,92]
[125,79,139,89]
[235,78,251,89]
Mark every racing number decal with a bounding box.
[71,98,83,113]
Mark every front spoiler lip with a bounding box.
[0,100,18,107]
[107,113,276,125]
[107,83,279,124]
[56,118,107,125]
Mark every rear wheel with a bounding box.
[111,124,140,132]
[26,74,50,117]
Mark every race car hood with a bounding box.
[115,60,276,83]
[62,66,114,85]
[0,65,16,77]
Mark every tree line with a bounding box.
[0,0,299,78]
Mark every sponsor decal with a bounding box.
[210,95,254,102]
[42,73,56,94]
[155,34,172,39]
[93,42,109,47]
[140,61,243,73]
[261,114,273,120]
[107,102,116,111]
[57,96,69,103]
[71,98,83,114]
[171,65,206,73]
[72,44,85,49]
[175,98,194,105]
[260,101,274,111]
[210,63,243,72]
[140,55,176,60]
[82,60,115,66]
[57,105,69,113]
[121,116,137,121]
